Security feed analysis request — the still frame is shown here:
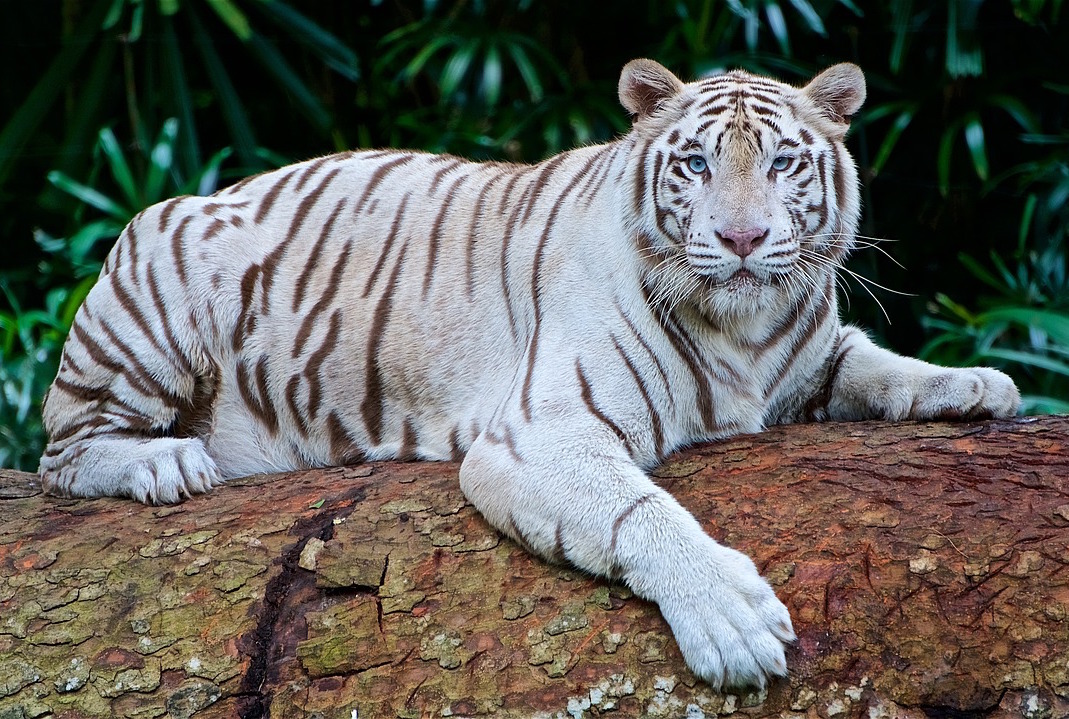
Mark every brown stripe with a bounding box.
[641,280,716,430]
[609,494,655,555]
[575,358,633,455]
[302,309,342,423]
[285,167,343,245]
[170,216,194,286]
[519,158,603,421]
[95,319,180,405]
[257,236,291,316]
[763,274,836,400]
[326,411,364,465]
[284,374,311,438]
[398,418,417,461]
[465,174,502,299]
[158,196,188,233]
[254,168,299,224]
[361,240,409,444]
[292,196,349,313]
[448,425,462,462]
[551,521,566,564]
[110,274,177,370]
[612,336,665,458]
[423,171,470,299]
[233,264,262,352]
[352,154,418,216]
[362,193,410,298]
[506,513,538,555]
[202,218,226,242]
[521,153,568,224]
[292,155,334,193]
[145,265,192,373]
[236,356,279,434]
[615,300,671,400]
[293,241,352,358]
[428,157,464,194]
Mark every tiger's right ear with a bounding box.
[618,59,684,121]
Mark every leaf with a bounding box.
[937,118,964,196]
[957,253,1009,294]
[987,93,1041,134]
[871,108,916,176]
[439,41,478,102]
[246,34,334,134]
[764,2,791,56]
[963,114,989,181]
[0,0,106,188]
[979,307,1069,345]
[206,0,253,40]
[982,347,1069,377]
[786,0,827,35]
[481,43,503,107]
[254,1,360,82]
[145,119,180,206]
[187,147,234,197]
[504,42,543,102]
[47,171,131,221]
[97,127,141,208]
[187,2,259,167]
[888,0,914,75]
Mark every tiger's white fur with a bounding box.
[39,60,1020,688]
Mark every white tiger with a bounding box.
[39,59,1021,689]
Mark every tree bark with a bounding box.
[1,417,1067,719]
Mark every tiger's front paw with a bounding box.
[910,367,1020,421]
[653,539,794,689]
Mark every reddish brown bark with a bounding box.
[1,417,1067,718]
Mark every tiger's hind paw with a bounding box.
[127,438,223,504]
[40,436,222,505]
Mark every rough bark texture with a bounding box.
[1,417,1067,719]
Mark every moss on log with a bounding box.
[1,417,1067,718]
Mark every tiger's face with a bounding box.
[621,61,866,319]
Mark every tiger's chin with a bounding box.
[698,269,783,320]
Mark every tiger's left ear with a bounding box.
[619,59,685,121]
[803,63,866,132]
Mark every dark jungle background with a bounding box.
[1,0,1067,470]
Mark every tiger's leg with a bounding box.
[460,407,794,690]
[39,245,222,504]
[821,325,1021,421]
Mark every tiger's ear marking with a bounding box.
[803,63,866,131]
[618,59,685,121]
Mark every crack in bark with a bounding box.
[236,485,366,719]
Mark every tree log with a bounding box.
[1,417,1067,719]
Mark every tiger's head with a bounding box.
[620,59,866,320]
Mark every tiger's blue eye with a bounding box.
[686,155,707,174]
[772,155,792,172]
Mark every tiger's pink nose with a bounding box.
[717,227,769,258]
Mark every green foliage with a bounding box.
[0,120,234,470]
[0,0,356,193]
[920,131,1069,414]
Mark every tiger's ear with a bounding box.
[803,63,866,129]
[618,59,685,121]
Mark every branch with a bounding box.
[1,417,1067,718]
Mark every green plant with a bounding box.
[919,144,1069,414]
[0,0,356,193]
[0,120,236,470]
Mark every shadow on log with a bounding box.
[1,417,1067,719]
